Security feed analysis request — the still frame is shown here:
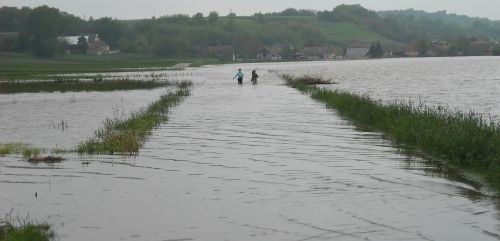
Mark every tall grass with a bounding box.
[0,52,218,80]
[282,74,500,191]
[77,81,191,155]
[0,218,54,241]
[0,79,169,94]
[0,143,42,158]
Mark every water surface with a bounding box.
[1,57,499,241]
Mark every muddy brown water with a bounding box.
[1,57,500,241]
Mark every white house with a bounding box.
[345,42,370,59]
[257,47,282,61]
[58,34,110,55]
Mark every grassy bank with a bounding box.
[0,220,54,241]
[282,74,500,192]
[0,53,219,80]
[0,79,169,94]
[77,81,191,155]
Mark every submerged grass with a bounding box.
[77,81,191,155]
[0,79,169,94]
[0,143,42,158]
[282,74,500,192]
[0,218,54,241]
[0,52,219,80]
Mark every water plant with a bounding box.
[0,143,41,158]
[77,81,191,155]
[0,79,170,94]
[282,74,500,192]
[0,217,54,241]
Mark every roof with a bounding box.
[259,47,282,55]
[58,36,88,45]
[347,42,370,49]
[405,43,418,52]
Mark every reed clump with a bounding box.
[282,74,500,192]
[281,74,336,85]
[0,218,54,241]
[0,143,42,158]
[77,81,191,155]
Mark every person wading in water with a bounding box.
[251,69,258,85]
[233,68,244,85]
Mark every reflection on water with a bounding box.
[1,57,500,241]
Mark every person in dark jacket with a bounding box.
[251,69,258,84]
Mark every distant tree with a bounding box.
[298,9,316,16]
[153,36,188,57]
[192,13,206,24]
[76,36,88,54]
[208,11,219,25]
[368,41,383,58]
[493,47,500,56]
[254,12,266,24]
[27,5,63,57]
[280,45,294,59]
[33,38,60,57]
[416,39,429,56]
[317,10,336,21]
[92,17,123,50]
[281,8,299,16]
[0,6,32,32]
[225,13,237,32]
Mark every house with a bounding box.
[58,34,110,55]
[405,43,419,57]
[299,47,337,60]
[469,38,494,56]
[87,34,110,55]
[257,47,282,61]
[345,42,370,59]
[431,40,448,48]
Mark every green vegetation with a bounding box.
[0,52,219,80]
[283,74,500,192]
[0,79,170,93]
[0,219,54,241]
[77,81,191,155]
[0,143,41,158]
[1,5,500,60]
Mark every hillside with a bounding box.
[1,5,499,59]
[378,9,500,40]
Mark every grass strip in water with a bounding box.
[0,219,54,241]
[77,81,191,155]
[0,52,220,80]
[282,74,500,192]
[0,143,42,158]
[0,79,169,94]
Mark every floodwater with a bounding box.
[1,57,500,241]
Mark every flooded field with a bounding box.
[1,57,500,240]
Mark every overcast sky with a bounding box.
[1,0,499,20]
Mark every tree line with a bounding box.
[1,5,499,58]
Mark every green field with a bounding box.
[226,16,391,47]
[0,52,218,80]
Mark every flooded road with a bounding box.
[1,57,500,240]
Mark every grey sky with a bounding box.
[1,0,499,20]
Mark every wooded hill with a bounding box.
[1,4,499,58]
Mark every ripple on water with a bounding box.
[1,58,500,241]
